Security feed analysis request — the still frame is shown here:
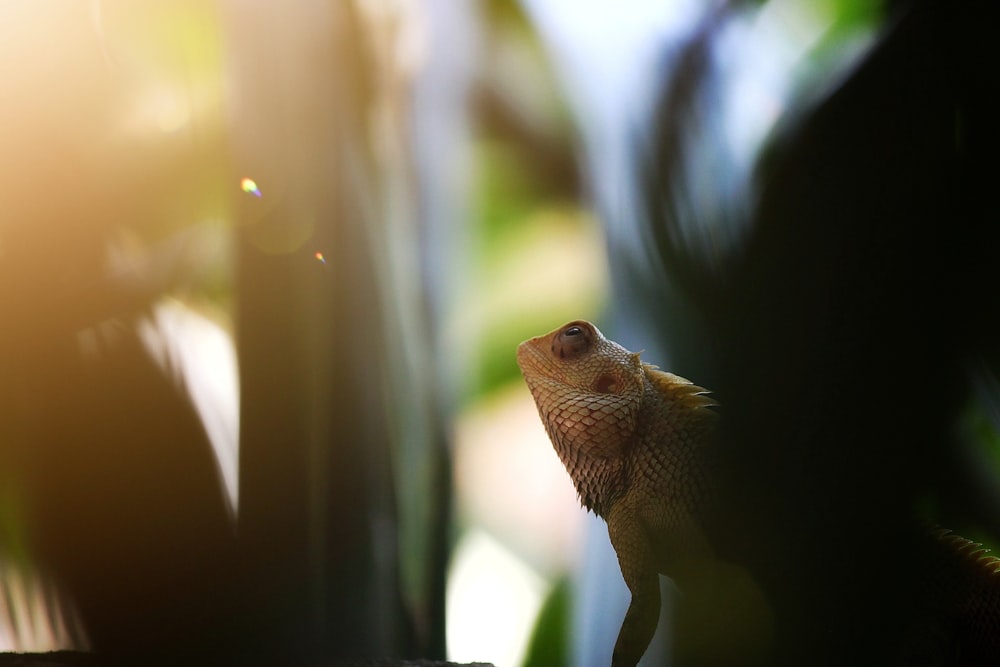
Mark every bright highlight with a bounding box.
[240,177,261,197]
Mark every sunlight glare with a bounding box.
[240,177,262,197]
[446,530,544,667]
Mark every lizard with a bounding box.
[516,319,754,666]
[517,320,1000,666]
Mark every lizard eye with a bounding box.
[552,322,592,360]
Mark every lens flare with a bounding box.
[314,252,326,264]
[240,177,261,197]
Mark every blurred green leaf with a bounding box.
[521,576,571,667]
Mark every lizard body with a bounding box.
[516,320,721,666]
[518,320,1000,666]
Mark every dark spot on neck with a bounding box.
[593,372,617,393]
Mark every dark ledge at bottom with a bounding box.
[0,654,494,667]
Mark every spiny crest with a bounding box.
[643,363,718,413]
[931,527,1000,576]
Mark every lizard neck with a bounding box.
[633,373,715,506]
[549,431,627,518]
[560,372,715,520]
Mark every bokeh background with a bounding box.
[2,1,998,666]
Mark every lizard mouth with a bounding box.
[515,336,550,374]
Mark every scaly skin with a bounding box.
[516,320,718,667]
[518,320,1000,665]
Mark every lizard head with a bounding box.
[516,320,645,459]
